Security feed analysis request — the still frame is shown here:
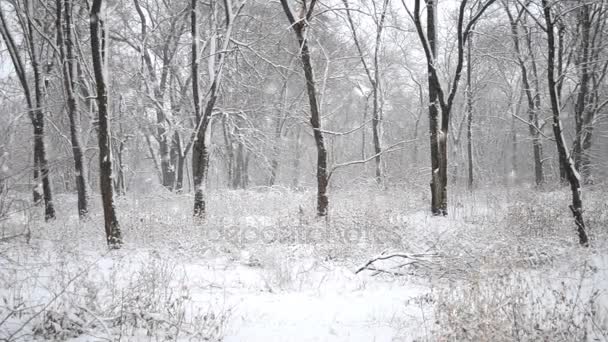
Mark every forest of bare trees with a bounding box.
[1,0,608,340]
[1,0,605,245]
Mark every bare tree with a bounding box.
[572,1,608,184]
[504,2,545,186]
[343,0,390,185]
[56,0,89,218]
[280,0,329,216]
[0,0,56,221]
[542,0,589,246]
[191,0,244,218]
[90,0,122,247]
[131,0,187,191]
[404,0,496,215]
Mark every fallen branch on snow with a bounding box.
[355,251,440,275]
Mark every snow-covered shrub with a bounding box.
[99,252,229,340]
[431,271,606,341]
[503,194,565,238]
[32,304,86,340]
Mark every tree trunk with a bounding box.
[192,95,214,218]
[57,0,89,218]
[33,120,55,221]
[268,78,290,187]
[191,0,238,217]
[425,0,445,215]
[191,0,211,218]
[28,6,55,221]
[222,115,236,189]
[91,0,122,248]
[292,127,302,189]
[371,0,389,185]
[573,3,592,183]
[343,0,388,184]
[158,109,175,190]
[466,32,474,190]
[132,0,185,191]
[176,153,186,193]
[280,0,329,216]
[542,0,588,246]
[0,2,57,220]
[504,6,545,186]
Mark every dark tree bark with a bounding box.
[408,0,496,215]
[57,0,89,218]
[191,0,209,218]
[542,0,589,247]
[90,0,122,248]
[191,0,241,217]
[280,0,329,216]
[0,2,55,221]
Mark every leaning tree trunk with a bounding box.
[90,0,122,248]
[280,0,329,216]
[57,0,89,218]
[542,0,589,246]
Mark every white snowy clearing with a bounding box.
[1,186,608,341]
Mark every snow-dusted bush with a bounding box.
[431,270,607,341]
[0,243,228,341]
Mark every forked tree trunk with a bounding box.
[132,0,185,191]
[542,0,589,247]
[191,0,240,217]
[343,0,388,185]
[91,0,122,247]
[504,5,545,186]
[280,0,329,216]
[410,0,495,215]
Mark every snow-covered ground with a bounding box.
[1,186,607,341]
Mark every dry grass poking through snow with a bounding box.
[0,184,607,341]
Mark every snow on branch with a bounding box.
[328,138,417,180]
